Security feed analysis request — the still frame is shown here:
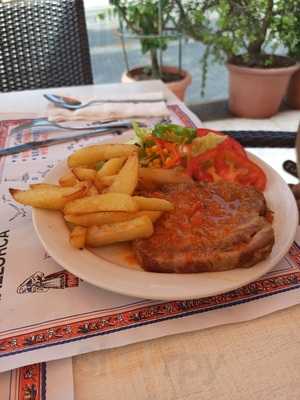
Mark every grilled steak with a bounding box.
[133,182,274,273]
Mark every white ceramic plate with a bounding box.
[32,152,298,300]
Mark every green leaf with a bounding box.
[152,124,196,144]
[191,132,226,156]
[132,121,153,147]
[108,0,178,73]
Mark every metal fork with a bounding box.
[10,118,137,136]
[0,128,124,157]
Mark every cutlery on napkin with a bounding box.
[10,118,138,136]
[47,92,170,122]
[0,128,124,157]
[44,92,167,109]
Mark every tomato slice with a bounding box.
[151,127,266,191]
[187,147,219,182]
[197,129,247,158]
[188,133,266,191]
[220,137,247,158]
[196,128,211,137]
[215,147,266,191]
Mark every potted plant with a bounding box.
[281,4,300,109]
[175,0,299,118]
[107,0,192,101]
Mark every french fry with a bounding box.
[86,184,99,196]
[30,183,61,190]
[108,153,139,195]
[64,192,139,214]
[94,175,116,192]
[64,210,162,227]
[63,181,90,201]
[86,216,154,247]
[136,210,162,223]
[133,196,174,211]
[72,167,96,181]
[58,171,78,187]
[139,168,192,185]
[69,226,87,249]
[96,157,126,178]
[99,175,116,186]
[67,144,137,168]
[30,182,91,196]
[65,211,132,226]
[9,182,88,210]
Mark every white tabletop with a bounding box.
[1,81,300,400]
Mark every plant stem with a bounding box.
[150,48,161,79]
[247,0,274,56]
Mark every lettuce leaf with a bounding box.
[152,124,196,144]
[132,121,152,147]
[191,132,226,156]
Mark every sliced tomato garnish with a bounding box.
[196,128,211,137]
[220,137,247,158]
[188,134,266,191]
[197,129,246,157]
[149,128,267,191]
[187,147,219,182]
[215,147,266,191]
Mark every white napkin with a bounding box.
[47,91,170,122]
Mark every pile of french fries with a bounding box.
[10,143,192,250]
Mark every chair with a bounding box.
[0,0,93,92]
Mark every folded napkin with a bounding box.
[47,91,170,122]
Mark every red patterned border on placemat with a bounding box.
[1,266,300,358]
[7,362,46,400]
[17,363,46,400]
[168,104,197,128]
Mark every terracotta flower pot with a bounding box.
[227,62,299,118]
[287,67,300,109]
[121,65,192,101]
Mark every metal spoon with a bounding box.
[44,93,165,110]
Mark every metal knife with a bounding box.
[0,128,123,157]
[10,119,135,136]
[296,122,300,180]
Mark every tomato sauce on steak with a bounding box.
[133,182,274,273]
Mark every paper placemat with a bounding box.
[1,100,300,373]
[0,358,74,400]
